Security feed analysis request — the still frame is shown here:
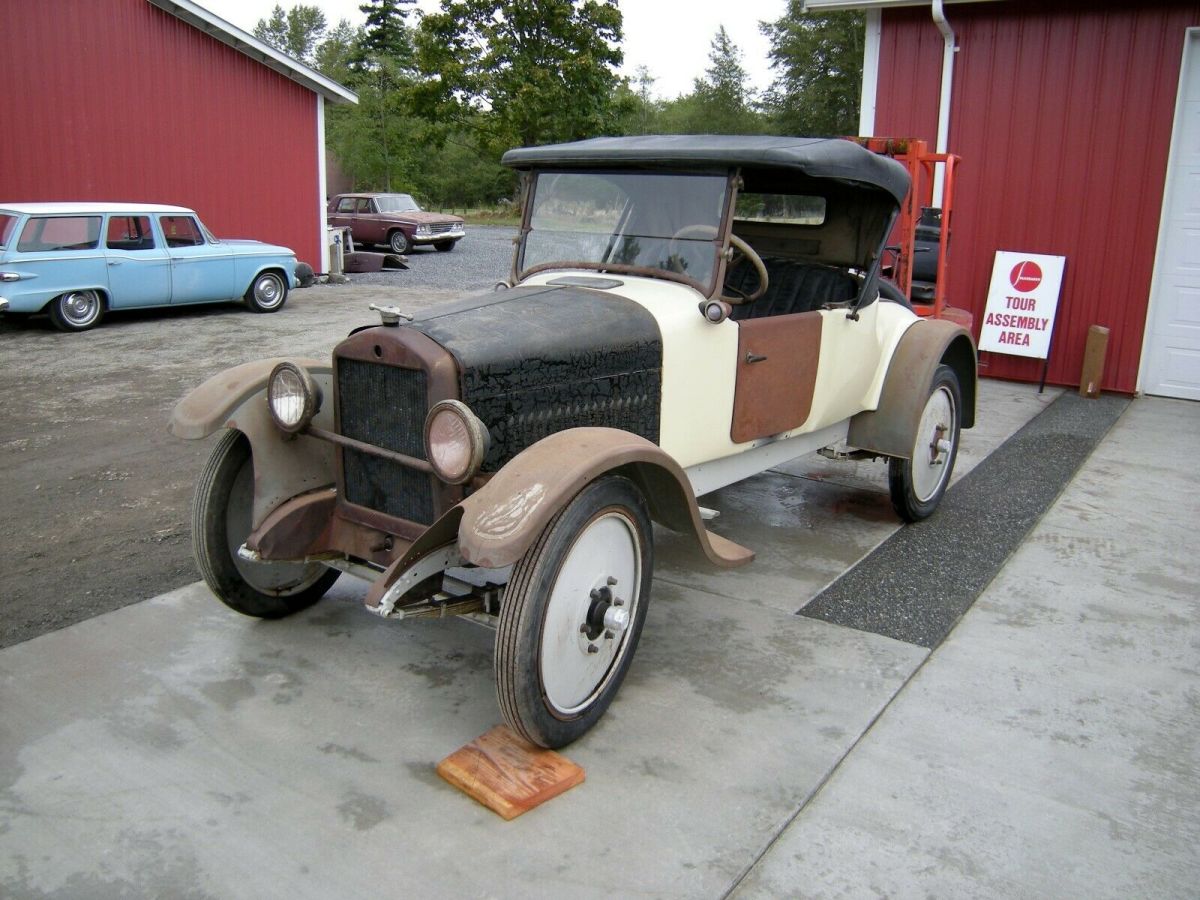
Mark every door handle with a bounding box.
[107,259,122,266]
[746,352,767,364]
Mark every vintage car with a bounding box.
[0,203,297,332]
[327,193,466,255]
[172,136,976,748]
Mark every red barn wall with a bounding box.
[0,0,321,266]
[875,0,1200,393]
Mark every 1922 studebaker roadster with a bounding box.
[171,136,976,748]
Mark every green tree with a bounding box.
[253,4,328,66]
[761,3,864,136]
[355,0,417,72]
[414,0,625,155]
[313,19,359,81]
[648,27,765,136]
[688,26,761,134]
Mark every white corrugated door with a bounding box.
[1143,29,1200,400]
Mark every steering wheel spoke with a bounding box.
[668,224,768,305]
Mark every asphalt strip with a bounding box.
[799,390,1130,648]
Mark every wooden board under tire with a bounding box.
[436,725,585,819]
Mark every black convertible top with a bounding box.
[501,135,910,205]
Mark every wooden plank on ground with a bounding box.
[436,725,585,820]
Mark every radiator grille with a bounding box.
[428,223,460,235]
[337,358,435,524]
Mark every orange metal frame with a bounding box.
[847,137,969,327]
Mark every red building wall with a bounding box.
[0,0,321,266]
[876,0,1200,393]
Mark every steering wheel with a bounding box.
[668,225,768,304]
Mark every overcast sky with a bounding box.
[196,0,788,100]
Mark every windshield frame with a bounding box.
[514,168,736,296]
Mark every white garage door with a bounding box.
[1143,29,1200,400]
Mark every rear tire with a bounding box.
[193,429,338,617]
[495,476,653,748]
[49,290,104,331]
[888,364,961,522]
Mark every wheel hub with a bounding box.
[580,578,629,643]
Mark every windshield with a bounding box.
[0,214,16,249]
[375,194,421,213]
[520,171,729,289]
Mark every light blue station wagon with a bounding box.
[0,203,298,331]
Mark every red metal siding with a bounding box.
[876,1,1200,393]
[0,0,321,266]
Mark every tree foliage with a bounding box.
[414,0,625,155]
[252,4,327,66]
[761,3,864,136]
[263,1,868,207]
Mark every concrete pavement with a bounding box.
[2,384,1196,898]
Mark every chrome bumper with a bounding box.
[0,297,9,314]
[412,230,465,244]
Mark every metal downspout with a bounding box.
[932,0,957,207]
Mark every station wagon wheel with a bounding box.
[49,290,104,332]
[389,230,411,254]
[193,429,339,617]
[888,364,962,522]
[245,271,288,313]
[496,475,653,749]
[433,240,456,252]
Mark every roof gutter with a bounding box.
[931,0,957,206]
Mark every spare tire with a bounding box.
[295,262,316,288]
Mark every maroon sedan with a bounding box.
[328,193,465,255]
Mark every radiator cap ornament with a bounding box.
[368,303,414,327]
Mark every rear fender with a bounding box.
[847,320,976,458]
[457,427,755,570]
[170,358,334,527]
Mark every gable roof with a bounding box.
[146,0,357,104]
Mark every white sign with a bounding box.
[978,251,1066,359]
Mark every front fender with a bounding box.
[847,320,976,458]
[170,358,334,527]
[457,427,755,570]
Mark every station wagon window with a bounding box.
[160,215,205,248]
[336,197,357,213]
[521,171,727,289]
[357,199,373,213]
[0,214,16,249]
[106,216,156,251]
[17,216,102,252]
[735,193,826,226]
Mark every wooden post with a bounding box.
[1079,325,1110,398]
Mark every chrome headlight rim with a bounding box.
[267,361,321,434]
[424,399,490,485]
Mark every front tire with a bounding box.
[49,290,104,331]
[496,475,653,748]
[193,429,338,617]
[433,240,456,252]
[244,270,288,313]
[388,230,411,254]
[888,364,962,522]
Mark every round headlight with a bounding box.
[424,400,489,485]
[267,362,321,433]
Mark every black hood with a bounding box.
[408,285,663,470]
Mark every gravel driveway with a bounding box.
[0,225,516,648]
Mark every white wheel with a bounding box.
[496,476,653,748]
[888,364,961,521]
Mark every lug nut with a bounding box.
[587,644,599,654]
[607,576,618,586]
